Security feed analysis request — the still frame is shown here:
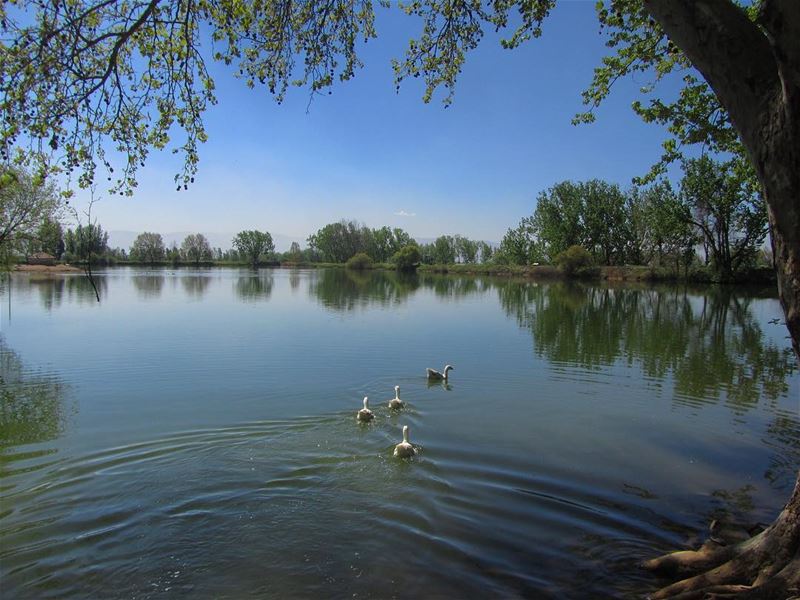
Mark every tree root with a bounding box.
[644,521,800,599]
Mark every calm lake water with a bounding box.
[1,267,798,599]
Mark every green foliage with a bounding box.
[576,0,751,183]
[0,0,766,211]
[0,0,382,193]
[555,245,593,275]
[37,217,65,259]
[345,252,374,270]
[65,222,108,262]
[181,233,212,265]
[308,221,414,263]
[368,226,415,262]
[454,235,479,263]
[166,243,181,267]
[391,244,421,271]
[478,241,494,263]
[308,220,371,263]
[395,1,555,105]
[130,232,166,265]
[431,235,456,264]
[0,167,62,252]
[532,181,585,261]
[498,216,543,265]
[232,230,275,267]
[630,181,696,272]
[679,156,768,279]
[580,179,629,265]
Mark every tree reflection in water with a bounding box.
[498,279,798,488]
[181,273,211,299]
[235,271,274,302]
[309,269,419,311]
[0,340,70,461]
[132,273,165,299]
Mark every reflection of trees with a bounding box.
[24,275,108,310]
[181,274,211,299]
[419,273,490,300]
[499,281,796,410]
[235,271,274,302]
[132,274,165,299]
[764,411,800,490]
[289,268,301,291]
[0,339,69,450]
[309,269,419,311]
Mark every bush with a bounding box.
[555,245,593,275]
[345,252,374,270]
[391,245,421,271]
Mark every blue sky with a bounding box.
[73,2,685,251]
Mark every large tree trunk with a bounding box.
[641,0,800,597]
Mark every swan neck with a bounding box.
[402,426,409,443]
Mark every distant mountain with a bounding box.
[107,231,306,253]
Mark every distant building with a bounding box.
[28,252,56,266]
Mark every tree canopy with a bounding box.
[232,230,275,268]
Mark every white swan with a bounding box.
[426,364,454,381]
[393,425,416,458]
[388,385,404,409]
[357,396,374,422]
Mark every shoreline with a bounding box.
[13,264,82,273]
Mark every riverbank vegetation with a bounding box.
[2,156,774,285]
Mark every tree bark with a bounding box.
[642,0,800,597]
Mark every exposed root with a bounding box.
[656,584,752,600]
[642,539,737,579]
[645,514,799,599]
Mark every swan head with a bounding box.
[363,396,369,409]
[394,385,400,397]
[444,364,454,374]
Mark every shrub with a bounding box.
[555,245,593,275]
[391,245,421,271]
[345,252,374,270]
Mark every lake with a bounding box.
[1,267,798,599]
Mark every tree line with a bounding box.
[498,156,769,280]
[1,156,770,279]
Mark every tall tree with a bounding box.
[232,230,275,268]
[181,233,211,266]
[431,235,456,264]
[532,181,585,261]
[66,222,108,262]
[0,168,61,251]
[454,235,479,264]
[636,181,696,272]
[581,180,629,265]
[37,217,65,259]
[679,156,768,280]
[499,216,542,265]
[308,220,368,263]
[130,232,166,265]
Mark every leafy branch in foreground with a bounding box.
[0,0,379,194]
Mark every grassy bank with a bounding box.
[18,259,776,286]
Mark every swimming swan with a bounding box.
[388,385,404,409]
[393,425,416,458]
[357,396,374,422]
[426,364,454,381]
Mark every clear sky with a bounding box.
[72,2,685,251]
